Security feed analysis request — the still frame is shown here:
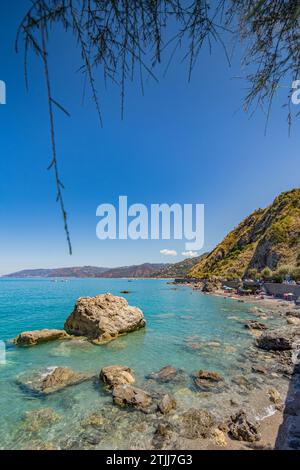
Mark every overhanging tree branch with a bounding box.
[16,1,300,252]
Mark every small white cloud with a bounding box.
[160,249,178,256]
[182,251,199,258]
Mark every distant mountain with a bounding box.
[152,254,207,278]
[97,263,167,278]
[189,189,300,279]
[3,263,167,279]
[3,266,109,278]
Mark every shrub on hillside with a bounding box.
[261,267,272,280]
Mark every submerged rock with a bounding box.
[80,412,107,429]
[64,293,145,344]
[17,366,94,395]
[244,320,267,331]
[146,366,183,383]
[112,385,152,410]
[251,365,267,374]
[184,339,221,352]
[249,306,265,315]
[179,408,215,439]
[13,329,69,346]
[80,430,102,446]
[193,370,224,391]
[228,411,261,442]
[184,341,204,351]
[22,408,61,432]
[22,440,59,450]
[256,327,300,351]
[157,394,176,414]
[231,375,253,391]
[152,423,173,449]
[100,365,135,389]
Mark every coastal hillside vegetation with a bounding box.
[152,254,208,278]
[189,189,300,280]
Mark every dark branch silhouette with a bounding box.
[16,1,300,252]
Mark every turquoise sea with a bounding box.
[0,278,285,449]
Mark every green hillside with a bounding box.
[189,189,300,280]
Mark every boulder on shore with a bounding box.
[157,394,177,414]
[256,327,300,351]
[268,387,283,411]
[112,384,152,410]
[201,279,222,293]
[64,293,146,344]
[100,365,135,388]
[228,411,261,442]
[287,316,300,326]
[179,408,215,439]
[13,329,69,346]
[17,366,94,395]
[244,320,267,331]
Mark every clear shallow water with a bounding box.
[0,278,284,449]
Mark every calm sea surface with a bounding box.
[0,278,284,449]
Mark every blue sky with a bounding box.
[1,1,300,274]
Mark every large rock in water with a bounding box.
[228,411,261,442]
[112,385,152,410]
[13,329,69,346]
[146,366,184,383]
[244,320,267,331]
[193,370,224,391]
[256,327,300,351]
[157,394,177,414]
[17,366,94,395]
[100,365,135,388]
[64,293,145,344]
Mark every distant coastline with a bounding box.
[2,263,169,280]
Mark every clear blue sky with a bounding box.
[1,1,300,274]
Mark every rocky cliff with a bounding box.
[189,189,300,280]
